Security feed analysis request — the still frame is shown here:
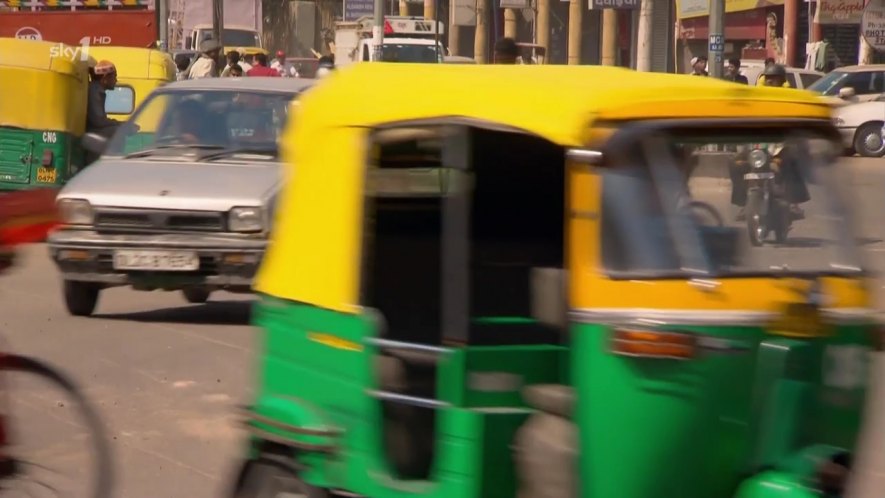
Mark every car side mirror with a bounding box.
[81,132,108,155]
[838,87,856,99]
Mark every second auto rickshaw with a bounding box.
[85,46,176,121]
[0,37,89,189]
[232,63,879,498]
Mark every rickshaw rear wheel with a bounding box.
[182,287,211,304]
[63,280,100,317]
[232,456,329,498]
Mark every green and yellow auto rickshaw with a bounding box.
[0,38,88,190]
[232,63,881,498]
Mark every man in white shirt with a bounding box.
[188,39,222,79]
[270,50,298,77]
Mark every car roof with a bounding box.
[830,64,885,73]
[162,77,315,93]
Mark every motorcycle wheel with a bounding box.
[746,189,766,247]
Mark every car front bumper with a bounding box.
[47,229,267,290]
[837,126,857,149]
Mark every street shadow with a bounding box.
[95,300,254,326]
[779,237,826,248]
[858,237,884,246]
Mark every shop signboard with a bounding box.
[862,0,885,51]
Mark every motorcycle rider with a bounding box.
[759,62,791,88]
[729,140,809,221]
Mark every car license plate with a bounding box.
[36,167,57,183]
[113,250,199,271]
[744,172,775,180]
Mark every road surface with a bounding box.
[0,156,881,497]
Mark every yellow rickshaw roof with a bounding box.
[289,63,832,147]
[0,37,88,77]
[254,63,836,313]
[84,46,177,81]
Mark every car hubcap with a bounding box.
[864,131,885,153]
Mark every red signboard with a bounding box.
[678,9,768,39]
[0,11,156,48]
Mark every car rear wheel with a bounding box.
[182,288,211,304]
[854,122,885,158]
[63,280,100,317]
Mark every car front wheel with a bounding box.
[854,122,885,157]
[63,280,100,317]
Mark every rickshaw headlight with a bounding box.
[57,199,93,226]
[749,149,769,169]
[228,206,264,233]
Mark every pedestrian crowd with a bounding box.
[689,55,790,87]
[175,38,316,81]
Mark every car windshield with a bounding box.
[201,29,260,47]
[808,70,848,94]
[104,89,294,159]
[382,43,442,63]
[600,132,861,278]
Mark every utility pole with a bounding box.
[783,0,797,66]
[567,0,581,64]
[635,0,653,71]
[537,0,550,56]
[504,8,517,38]
[601,9,617,65]
[475,0,489,63]
[212,0,223,45]
[707,0,724,77]
[157,0,168,50]
[425,0,436,19]
[374,0,386,60]
[449,3,461,55]
[400,0,408,15]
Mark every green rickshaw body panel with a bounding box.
[574,321,870,498]
[0,127,84,190]
[251,296,569,498]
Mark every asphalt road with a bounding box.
[0,156,881,498]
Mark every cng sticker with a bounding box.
[823,345,870,390]
[42,132,57,144]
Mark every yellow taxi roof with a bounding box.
[84,46,176,81]
[254,63,835,313]
[0,37,88,77]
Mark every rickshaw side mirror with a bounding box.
[81,133,108,155]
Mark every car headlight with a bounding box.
[228,206,264,232]
[749,149,769,169]
[57,199,93,226]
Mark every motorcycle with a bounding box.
[741,143,793,246]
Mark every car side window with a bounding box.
[843,72,875,94]
[800,73,822,88]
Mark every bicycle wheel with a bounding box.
[0,354,114,498]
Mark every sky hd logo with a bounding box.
[49,36,93,62]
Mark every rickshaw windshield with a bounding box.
[600,131,861,278]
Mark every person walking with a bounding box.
[246,53,280,77]
[221,50,248,77]
[174,53,191,81]
[189,39,222,79]
[724,59,749,84]
[690,56,708,76]
[493,38,519,64]
[271,50,298,77]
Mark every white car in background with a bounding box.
[740,61,824,89]
[832,96,885,157]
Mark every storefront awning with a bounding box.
[677,0,784,19]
